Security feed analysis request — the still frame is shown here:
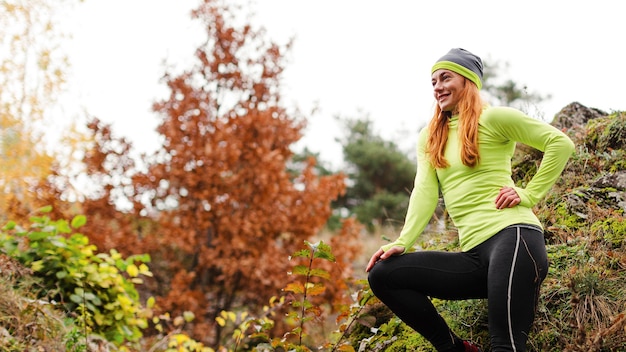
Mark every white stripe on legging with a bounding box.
[507,227,522,352]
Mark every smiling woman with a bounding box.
[366,48,575,352]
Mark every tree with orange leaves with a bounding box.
[31,0,360,345]
[46,0,358,347]
[136,0,356,344]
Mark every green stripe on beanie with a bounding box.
[431,61,483,89]
[431,48,483,89]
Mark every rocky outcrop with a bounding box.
[593,170,626,190]
[556,103,626,217]
[552,101,608,130]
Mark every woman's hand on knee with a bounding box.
[366,246,404,272]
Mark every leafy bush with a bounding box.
[0,207,153,348]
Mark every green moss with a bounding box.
[598,113,626,151]
[383,323,435,352]
[591,217,626,248]
[552,201,586,230]
[585,117,607,149]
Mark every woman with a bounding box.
[366,48,575,352]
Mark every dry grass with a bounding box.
[0,255,70,351]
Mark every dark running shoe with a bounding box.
[463,340,483,352]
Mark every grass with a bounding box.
[0,255,73,351]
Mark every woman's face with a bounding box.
[431,69,465,113]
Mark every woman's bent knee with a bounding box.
[367,261,387,293]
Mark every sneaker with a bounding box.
[462,340,483,352]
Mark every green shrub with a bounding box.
[0,207,153,348]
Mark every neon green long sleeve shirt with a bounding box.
[382,106,575,253]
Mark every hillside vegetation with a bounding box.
[346,102,626,352]
[1,102,625,352]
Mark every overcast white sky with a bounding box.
[63,0,625,167]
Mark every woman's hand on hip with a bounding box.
[366,246,404,272]
[495,186,521,209]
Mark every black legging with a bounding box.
[368,224,548,352]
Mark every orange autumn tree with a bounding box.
[107,0,352,345]
[35,0,358,346]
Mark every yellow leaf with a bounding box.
[139,263,152,276]
[126,264,139,277]
[31,260,44,272]
[183,311,195,322]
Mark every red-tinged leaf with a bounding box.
[306,283,326,296]
[284,282,304,294]
[305,305,322,317]
[336,310,350,323]
[337,344,356,352]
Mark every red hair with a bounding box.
[427,79,484,168]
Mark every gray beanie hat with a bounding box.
[431,48,483,89]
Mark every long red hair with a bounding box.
[427,79,484,168]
